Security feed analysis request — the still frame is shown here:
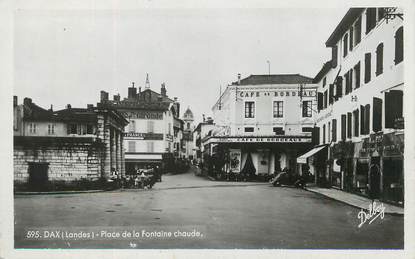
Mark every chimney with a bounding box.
[23,97,32,105]
[113,94,120,102]
[174,97,178,102]
[49,104,53,112]
[128,82,137,99]
[161,83,167,97]
[13,96,17,107]
[66,104,71,109]
[100,90,109,102]
[207,117,213,124]
[87,104,94,110]
[202,114,205,122]
[237,73,241,85]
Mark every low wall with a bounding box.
[14,136,105,183]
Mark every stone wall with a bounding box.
[14,136,105,183]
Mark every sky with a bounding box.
[13,7,349,123]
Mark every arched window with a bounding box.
[395,26,403,64]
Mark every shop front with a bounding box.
[352,131,404,205]
[296,144,328,185]
[331,141,354,190]
[204,135,313,181]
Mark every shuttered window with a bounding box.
[332,45,338,68]
[329,84,334,104]
[360,105,365,134]
[353,109,359,137]
[324,90,328,108]
[354,62,361,89]
[332,119,337,142]
[349,27,354,50]
[302,101,312,117]
[365,104,370,135]
[341,115,346,140]
[395,26,403,65]
[322,124,326,144]
[385,90,403,128]
[347,112,352,138]
[355,16,362,45]
[317,92,324,111]
[376,43,384,76]
[366,8,377,34]
[335,76,343,99]
[373,97,383,132]
[365,52,371,83]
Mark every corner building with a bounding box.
[311,8,404,205]
[208,74,318,178]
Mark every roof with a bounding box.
[313,61,333,83]
[23,101,62,122]
[54,108,97,123]
[325,8,365,47]
[231,74,313,86]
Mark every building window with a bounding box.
[376,43,384,76]
[87,124,94,134]
[341,115,346,141]
[373,97,383,132]
[364,52,371,84]
[245,101,255,118]
[48,124,55,135]
[323,90,328,108]
[385,90,403,128]
[29,123,36,134]
[331,45,338,68]
[332,119,337,142]
[147,120,154,133]
[302,127,313,133]
[395,26,403,65]
[323,77,326,87]
[302,101,312,117]
[353,109,359,137]
[355,16,362,45]
[129,120,136,133]
[344,70,353,95]
[273,101,283,118]
[329,84,334,104]
[317,92,324,111]
[128,141,136,152]
[68,124,77,134]
[273,127,284,135]
[322,124,326,144]
[328,122,331,143]
[335,77,343,100]
[343,33,348,57]
[354,62,361,89]
[360,104,371,135]
[349,26,354,51]
[147,142,154,153]
[366,8,377,34]
[347,112,352,138]
[244,127,254,133]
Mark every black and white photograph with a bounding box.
[1,1,414,258]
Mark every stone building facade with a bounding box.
[13,96,128,190]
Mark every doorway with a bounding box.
[28,162,49,191]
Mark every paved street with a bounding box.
[14,168,403,249]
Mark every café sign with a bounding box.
[238,90,315,98]
[206,136,312,144]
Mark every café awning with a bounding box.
[297,145,327,164]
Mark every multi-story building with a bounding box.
[13,96,128,190]
[206,74,318,178]
[99,82,181,174]
[306,8,404,205]
[193,117,216,165]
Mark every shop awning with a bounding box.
[297,145,327,164]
